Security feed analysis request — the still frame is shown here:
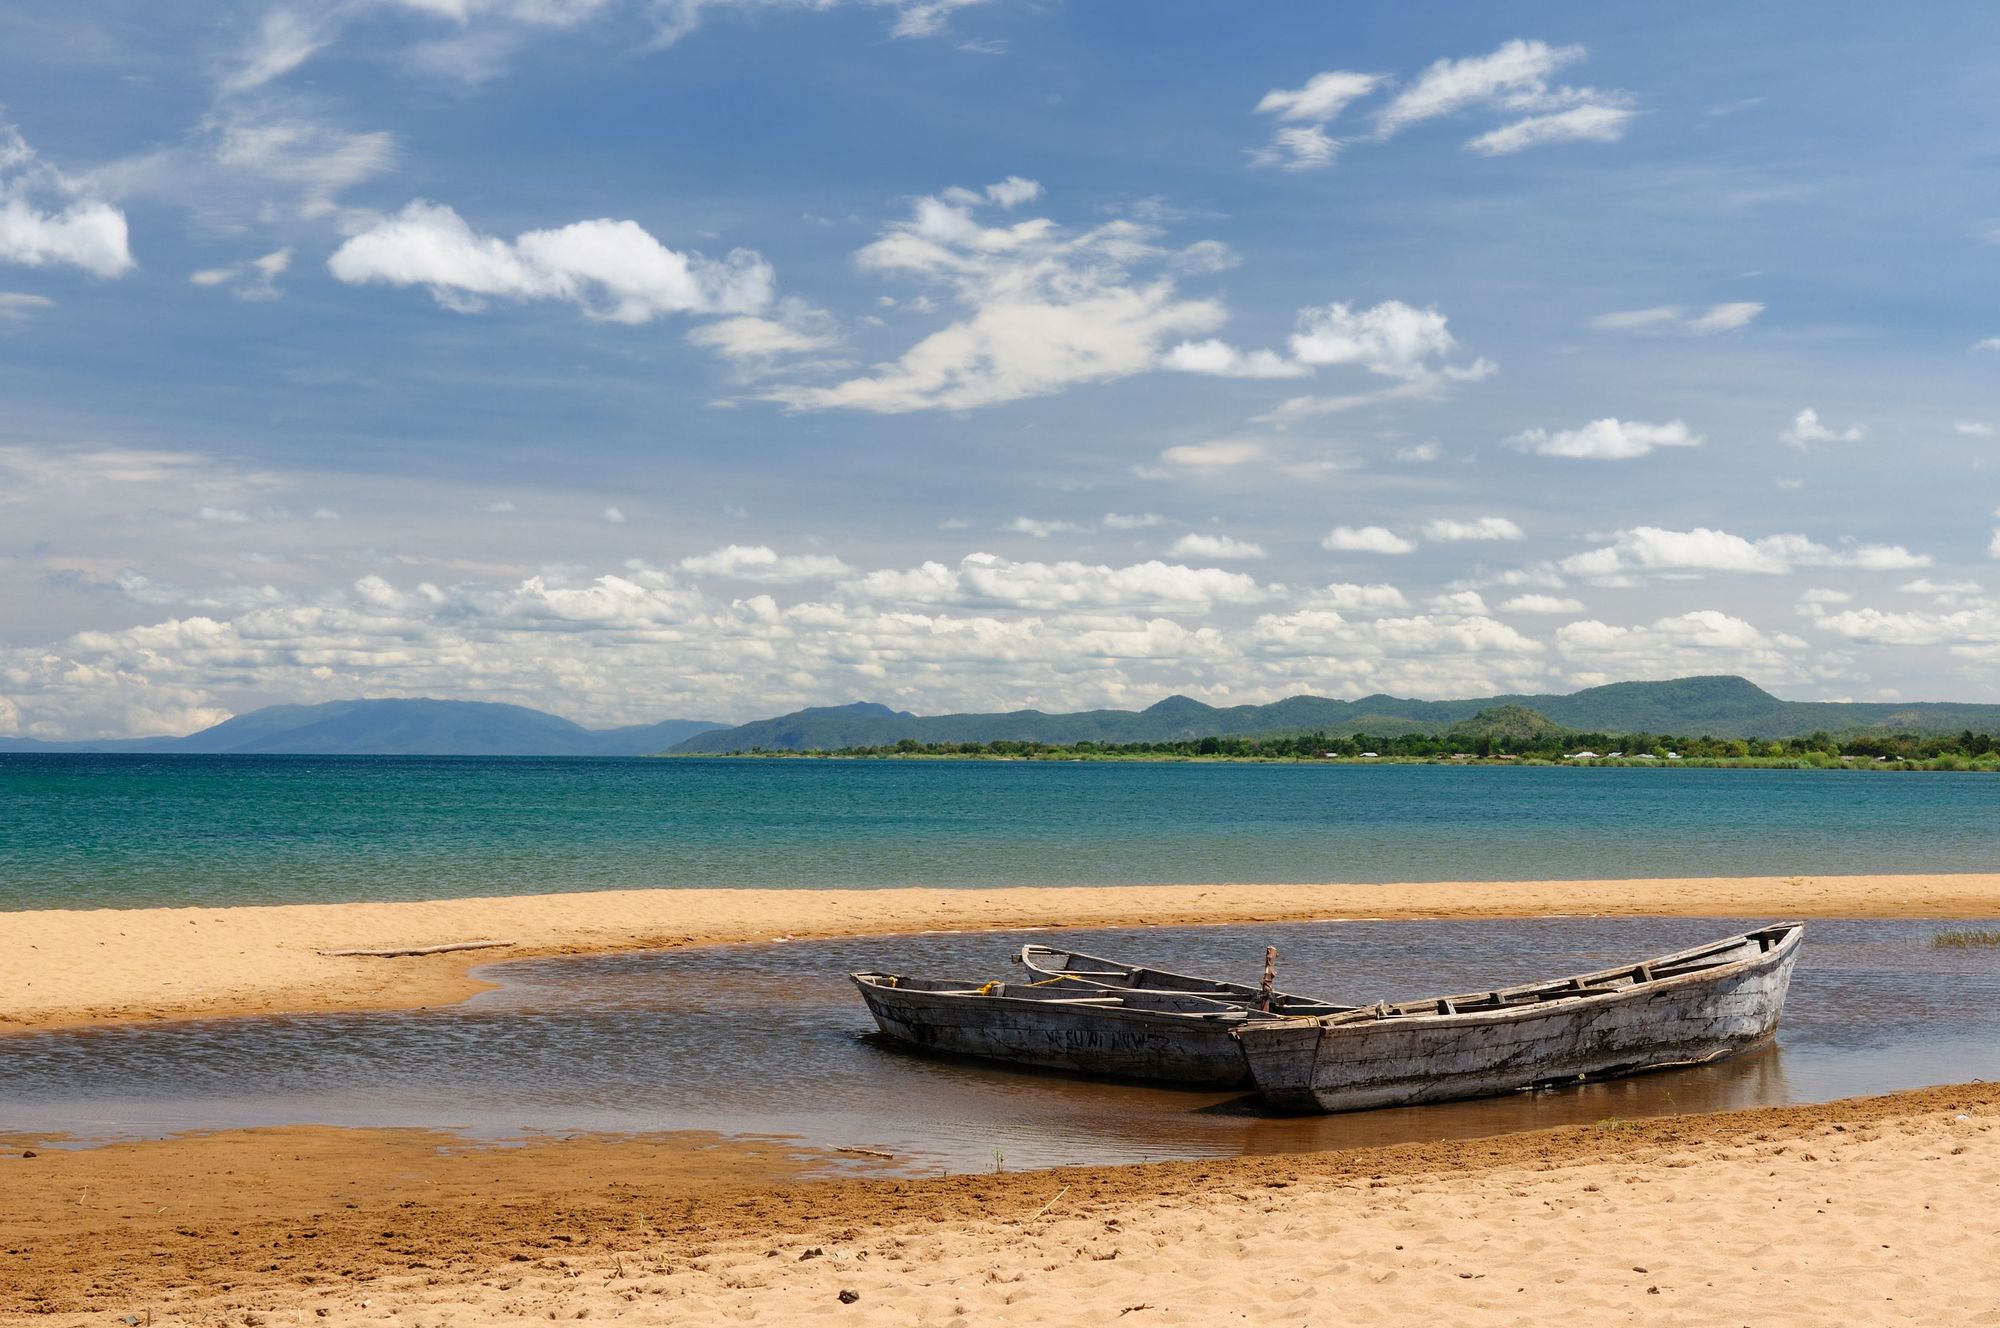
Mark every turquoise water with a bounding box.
[2,755,1996,910]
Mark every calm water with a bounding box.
[3,918,1994,1171]
[3,755,1997,908]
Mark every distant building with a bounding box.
[1567,751,1599,760]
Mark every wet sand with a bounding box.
[6,873,2000,1033]
[3,1083,1994,1325]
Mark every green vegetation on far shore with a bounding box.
[682,703,2000,772]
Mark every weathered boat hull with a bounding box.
[852,975,1257,1086]
[1015,943,1348,1015]
[1234,925,1803,1113]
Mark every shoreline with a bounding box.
[3,1081,1993,1323]
[6,872,2000,1034]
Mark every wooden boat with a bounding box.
[1232,923,1804,1113]
[851,971,1287,1085]
[1014,943,1345,1014]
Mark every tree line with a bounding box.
[747,728,2000,768]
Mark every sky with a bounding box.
[2,1,1998,739]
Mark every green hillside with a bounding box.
[670,676,2000,752]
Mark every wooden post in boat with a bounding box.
[1260,946,1277,1012]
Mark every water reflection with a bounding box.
[3,917,1994,1172]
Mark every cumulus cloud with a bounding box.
[1161,339,1311,378]
[1555,610,1806,678]
[1589,301,1763,335]
[763,182,1224,413]
[328,200,774,323]
[1561,526,1932,580]
[0,124,134,278]
[1168,298,1490,392]
[1507,417,1702,460]
[1499,594,1584,614]
[1954,421,1993,436]
[678,544,850,582]
[1322,525,1416,555]
[1779,407,1864,449]
[1102,512,1164,530]
[1166,533,1267,560]
[850,552,1276,612]
[1422,516,1524,542]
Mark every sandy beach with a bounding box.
[5,873,2000,1033]
[2,1082,1993,1325]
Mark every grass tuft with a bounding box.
[1932,929,2000,949]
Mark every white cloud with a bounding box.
[1168,299,1490,397]
[678,544,850,582]
[1248,71,1385,170]
[1004,516,1080,539]
[190,247,292,301]
[1800,588,1852,605]
[1499,594,1584,614]
[1975,338,2000,353]
[1562,526,1932,580]
[1167,533,1267,560]
[1954,421,1993,436]
[603,506,626,523]
[852,552,1275,611]
[1311,582,1410,611]
[1507,417,1702,460]
[1393,442,1442,462]
[1780,407,1863,449]
[1373,39,1632,154]
[763,183,1224,413]
[1102,512,1164,530]
[328,200,773,323]
[1157,439,1265,469]
[0,291,55,324]
[1257,70,1385,124]
[1589,301,1763,335]
[1465,102,1634,155]
[1555,610,1806,677]
[1807,603,2000,648]
[0,125,135,278]
[1422,516,1524,542]
[1322,525,1416,554]
[687,299,840,361]
[1161,339,1311,378]
[1684,301,1764,334]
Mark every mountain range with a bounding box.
[0,699,723,756]
[6,677,2000,756]
[669,676,2000,752]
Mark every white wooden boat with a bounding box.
[1014,943,1346,1014]
[851,971,1285,1085]
[1232,923,1804,1113]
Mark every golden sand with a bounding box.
[4,1083,1994,1325]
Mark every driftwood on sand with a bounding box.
[316,940,516,958]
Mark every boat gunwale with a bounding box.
[848,971,1275,1024]
[1232,923,1804,1043]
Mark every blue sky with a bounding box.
[2,1,1998,738]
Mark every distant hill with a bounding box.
[669,676,2000,752]
[0,699,724,756]
[1444,705,1569,743]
